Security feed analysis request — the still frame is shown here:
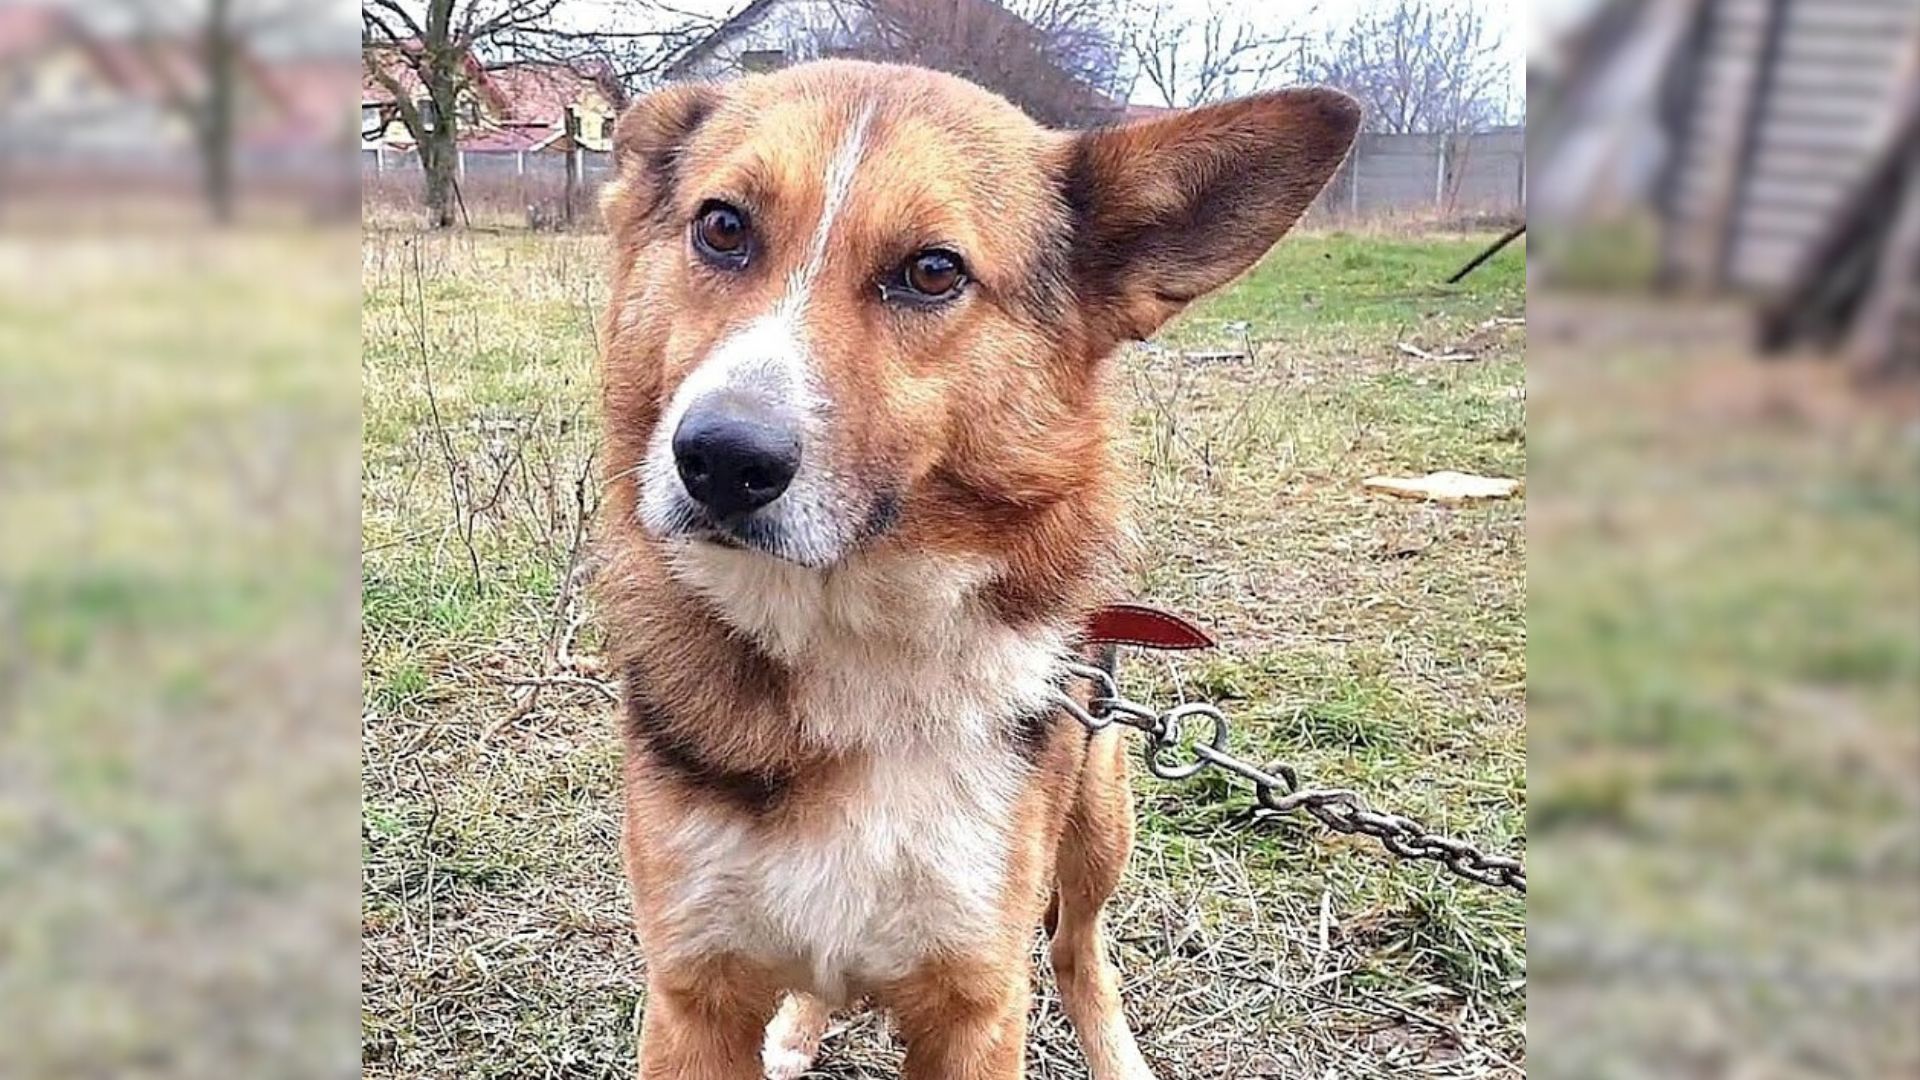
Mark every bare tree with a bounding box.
[1123,0,1308,109]
[115,0,322,224]
[1298,0,1514,135]
[361,0,714,229]
[794,0,1126,128]
[1006,0,1128,111]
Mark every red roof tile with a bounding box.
[0,3,76,60]
[270,55,359,130]
[483,62,619,127]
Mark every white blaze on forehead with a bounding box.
[785,100,878,314]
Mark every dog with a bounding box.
[596,60,1357,1080]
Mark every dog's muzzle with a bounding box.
[671,391,802,521]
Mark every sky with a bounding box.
[555,0,1530,107]
[45,0,360,56]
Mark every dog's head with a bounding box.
[601,62,1356,587]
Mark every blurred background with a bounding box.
[1,0,1914,1074]
[1530,0,1920,1076]
[0,1,359,224]
[0,2,362,1078]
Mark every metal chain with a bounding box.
[1052,660,1526,894]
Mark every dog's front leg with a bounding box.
[635,967,777,1080]
[889,963,1031,1080]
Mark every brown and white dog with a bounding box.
[596,61,1357,1079]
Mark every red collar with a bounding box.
[1081,603,1214,651]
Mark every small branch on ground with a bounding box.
[1446,225,1527,284]
[1397,342,1478,363]
[492,672,619,703]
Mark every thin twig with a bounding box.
[490,672,619,702]
[409,240,484,594]
[1397,342,1477,363]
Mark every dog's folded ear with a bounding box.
[602,82,725,234]
[1062,88,1361,345]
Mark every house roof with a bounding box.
[0,3,76,59]
[484,60,626,125]
[665,0,1123,126]
[90,37,203,102]
[248,55,360,149]
[664,0,781,78]
[364,47,624,128]
[272,56,360,127]
[0,4,295,127]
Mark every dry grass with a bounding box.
[359,227,1528,1078]
[2,233,361,1078]
[1527,301,1920,1078]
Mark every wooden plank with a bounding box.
[1678,145,1864,191]
[1847,172,1920,371]
[1786,3,1920,37]
[1732,205,1838,240]
[1777,36,1911,67]
[1753,143,1902,179]
[1755,123,1886,155]
[1758,74,1919,349]
[1768,96,1907,127]
[1741,177,1857,211]
[1677,177,1850,219]
[1699,57,1896,99]
[1717,0,1797,284]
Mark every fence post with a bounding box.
[457,149,466,181]
[1350,138,1361,215]
[375,144,384,174]
[1435,135,1448,205]
[516,151,525,176]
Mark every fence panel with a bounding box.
[361,131,1523,228]
[1313,127,1526,223]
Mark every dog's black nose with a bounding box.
[671,398,801,519]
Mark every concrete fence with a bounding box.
[361,126,1526,229]
[0,141,358,223]
[1314,127,1526,222]
[361,146,615,184]
[362,147,614,226]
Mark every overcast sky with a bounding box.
[555,0,1530,106]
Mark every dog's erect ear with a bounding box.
[602,82,724,232]
[1063,88,1361,344]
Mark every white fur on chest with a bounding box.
[655,543,1068,999]
[659,739,1021,1001]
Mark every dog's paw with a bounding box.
[762,993,829,1079]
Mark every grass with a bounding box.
[359,226,1528,1077]
[1526,304,1920,1077]
[0,233,361,1078]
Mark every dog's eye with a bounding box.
[895,249,967,302]
[693,201,750,266]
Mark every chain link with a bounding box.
[1053,660,1526,894]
